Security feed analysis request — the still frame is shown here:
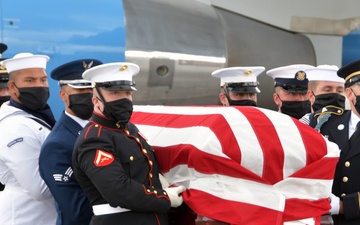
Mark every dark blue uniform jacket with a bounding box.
[39,111,93,225]
[310,110,360,224]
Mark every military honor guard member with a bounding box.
[0,43,10,107]
[316,59,360,225]
[266,64,314,119]
[299,65,345,128]
[211,66,264,106]
[0,43,9,192]
[39,59,102,225]
[72,62,185,225]
[0,53,57,225]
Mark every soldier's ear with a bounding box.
[346,88,354,101]
[219,93,227,106]
[273,93,281,106]
[59,89,66,101]
[307,90,315,105]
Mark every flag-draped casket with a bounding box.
[131,105,340,225]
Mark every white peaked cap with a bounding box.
[266,64,314,80]
[3,52,49,73]
[305,65,344,83]
[83,62,140,91]
[211,66,265,86]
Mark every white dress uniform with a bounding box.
[0,102,57,225]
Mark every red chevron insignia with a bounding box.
[94,150,114,167]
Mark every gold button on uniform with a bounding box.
[95,124,99,127]
[149,160,153,166]
[142,149,147,154]
[130,156,134,161]
[149,173,153,178]
[135,138,140,142]
[345,161,350,167]
[342,177,348,182]
[341,193,346,197]
[125,130,130,135]
[154,190,158,194]
[164,191,167,195]
[147,189,150,192]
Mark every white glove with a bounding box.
[165,186,186,207]
[329,193,340,215]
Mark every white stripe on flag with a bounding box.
[165,165,285,212]
[136,125,229,158]
[274,177,333,199]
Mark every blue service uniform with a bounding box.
[39,111,93,225]
[309,110,360,224]
[72,112,171,225]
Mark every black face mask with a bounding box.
[280,100,311,119]
[68,93,93,120]
[350,89,360,115]
[16,86,50,110]
[312,93,345,112]
[229,99,257,106]
[0,96,10,106]
[102,98,133,128]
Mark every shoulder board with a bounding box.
[314,105,344,118]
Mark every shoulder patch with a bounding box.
[53,167,73,182]
[94,150,114,167]
[7,138,24,147]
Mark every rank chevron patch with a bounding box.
[94,149,114,167]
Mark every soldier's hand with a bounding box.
[329,193,340,215]
[165,186,186,207]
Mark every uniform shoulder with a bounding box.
[313,105,345,118]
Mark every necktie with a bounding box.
[349,121,360,148]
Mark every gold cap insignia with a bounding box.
[296,71,306,81]
[244,69,253,75]
[120,65,128,71]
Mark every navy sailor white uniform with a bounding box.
[0,53,57,225]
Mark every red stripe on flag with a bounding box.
[293,118,330,165]
[283,198,330,222]
[238,107,285,184]
[184,189,283,225]
[154,145,267,183]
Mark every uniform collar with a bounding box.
[90,112,127,130]
[350,110,360,130]
[64,110,89,128]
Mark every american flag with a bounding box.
[131,105,340,225]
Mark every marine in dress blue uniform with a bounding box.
[266,64,313,119]
[314,59,360,224]
[39,59,102,225]
[211,66,264,106]
[72,62,185,225]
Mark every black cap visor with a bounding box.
[96,80,136,91]
[275,83,307,93]
[346,75,360,88]
[225,82,260,93]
